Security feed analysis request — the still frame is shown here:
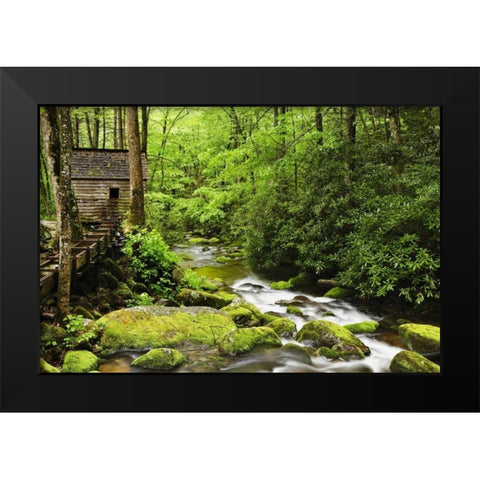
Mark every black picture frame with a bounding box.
[1,67,478,412]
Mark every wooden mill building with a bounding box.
[71,149,148,223]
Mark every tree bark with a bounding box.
[126,106,145,226]
[315,107,323,146]
[56,107,74,320]
[345,106,356,144]
[387,106,401,145]
[118,106,125,149]
[93,107,100,148]
[113,107,118,149]
[85,112,94,148]
[141,106,149,153]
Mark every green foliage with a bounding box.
[126,292,156,307]
[122,228,180,297]
[62,314,104,350]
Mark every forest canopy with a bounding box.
[40,105,440,306]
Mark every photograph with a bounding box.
[39,105,441,374]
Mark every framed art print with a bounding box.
[1,67,478,411]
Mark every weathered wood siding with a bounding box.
[72,179,148,222]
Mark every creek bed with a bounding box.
[99,242,435,373]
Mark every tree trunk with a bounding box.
[126,107,145,226]
[118,106,125,149]
[387,106,401,145]
[56,107,74,320]
[141,106,149,153]
[273,106,278,127]
[102,107,106,148]
[93,107,100,148]
[85,112,94,148]
[315,107,323,146]
[345,106,356,144]
[113,107,118,149]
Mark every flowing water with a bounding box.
[100,242,429,373]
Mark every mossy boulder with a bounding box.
[104,258,125,282]
[288,274,310,288]
[216,256,231,264]
[62,350,99,373]
[39,358,60,373]
[99,306,235,355]
[208,237,220,244]
[188,237,208,245]
[396,318,412,326]
[73,305,95,320]
[344,321,379,334]
[100,272,119,290]
[280,343,312,365]
[176,288,237,309]
[316,343,365,360]
[286,305,303,316]
[268,318,297,337]
[323,287,355,299]
[114,284,133,300]
[398,323,440,354]
[316,346,341,360]
[390,350,440,373]
[40,322,66,359]
[131,348,187,370]
[260,312,283,324]
[295,320,370,355]
[270,281,292,290]
[132,282,148,294]
[219,327,282,355]
[200,280,218,293]
[221,305,261,327]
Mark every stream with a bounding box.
[100,242,425,373]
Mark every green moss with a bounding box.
[344,321,379,334]
[201,281,218,293]
[99,306,236,354]
[219,327,282,355]
[221,305,260,327]
[39,358,60,373]
[131,348,187,370]
[216,256,231,264]
[323,287,355,299]
[114,286,133,299]
[288,274,309,288]
[270,281,292,290]
[390,350,440,373]
[295,320,370,355]
[104,257,125,281]
[286,305,303,315]
[260,312,282,324]
[316,346,342,359]
[323,311,335,317]
[332,342,365,359]
[268,318,297,337]
[73,305,94,320]
[62,350,99,373]
[176,288,237,309]
[100,272,119,290]
[188,237,208,245]
[208,237,220,244]
[398,323,440,354]
[396,318,411,326]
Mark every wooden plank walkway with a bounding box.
[40,219,121,299]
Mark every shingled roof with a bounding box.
[71,149,149,180]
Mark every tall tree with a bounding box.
[315,107,324,146]
[126,106,145,226]
[40,107,79,320]
[118,106,125,149]
[40,108,83,247]
[387,106,401,145]
[141,106,150,153]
